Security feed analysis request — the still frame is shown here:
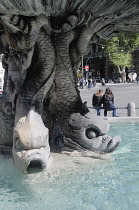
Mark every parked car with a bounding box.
[95,77,101,83]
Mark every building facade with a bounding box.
[83,42,138,82]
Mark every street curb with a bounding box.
[104,117,139,122]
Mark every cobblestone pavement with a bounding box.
[79,82,139,117]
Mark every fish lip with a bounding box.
[101,136,121,154]
[107,142,120,153]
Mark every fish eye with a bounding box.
[86,128,99,139]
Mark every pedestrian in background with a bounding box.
[100,88,116,117]
[79,77,83,89]
[0,90,2,98]
[92,89,103,116]
[92,78,96,87]
[101,78,106,86]
[88,78,92,89]
[84,78,87,86]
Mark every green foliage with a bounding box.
[77,70,82,78]
[110,51,132,67]
[101,32,139,69]
[117,32,139,51]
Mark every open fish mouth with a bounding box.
[26,154,47,170]
[12,147,51,172]
[28,159,43,169]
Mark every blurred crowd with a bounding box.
[78,77,106,89]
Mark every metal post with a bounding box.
[127,102,136,117]
[82,55,84,78]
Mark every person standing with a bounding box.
[88,78,91,89]
[92,78,96,87]
[92,89,103,116]
[101,78,106,86]
[79,77,83,89]
[0,90,2,98]
[100,88,116,117]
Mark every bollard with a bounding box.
[127,102,136,117]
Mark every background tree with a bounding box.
[101,32,139,77]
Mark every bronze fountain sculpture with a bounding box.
[1,0,138,171]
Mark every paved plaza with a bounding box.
[79,82,139,117]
